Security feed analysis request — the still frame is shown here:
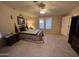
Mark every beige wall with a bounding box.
[61,6,79,37]
[0,2,28,35]
[0,2,15,35]
[51,16,61,34]
[25,17,38,29]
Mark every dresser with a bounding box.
[0,38,5,47]
[3,33,20,46]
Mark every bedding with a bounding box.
[19,29,44,41]
[20,29,40,35]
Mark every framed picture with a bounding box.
[17,16,25,25]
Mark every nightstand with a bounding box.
[0,38,5,47]
[3,33,20,46]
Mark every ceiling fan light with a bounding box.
[40,8,46,14]
[40,10,45,14]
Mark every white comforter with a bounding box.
[20,29,40,35]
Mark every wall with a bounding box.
[0,2,15,35]
[61,6,79,37]
[25,17,38,29]
[0,2,28,35]
[51,16,61,34]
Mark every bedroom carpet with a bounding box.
[0,34,79,57]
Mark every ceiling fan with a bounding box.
[33,1,46,9]
[33,1,46,14]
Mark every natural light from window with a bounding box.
[39,17,52,29]
[46,17,52,29]
[39,18,44,29]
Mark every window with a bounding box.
[39,18,44,29]
[46,17,52,29]
[39,17,52,29]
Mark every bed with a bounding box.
[19,29,44,41]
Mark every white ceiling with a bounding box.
[2,1,79,16]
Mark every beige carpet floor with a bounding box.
[0,34,79,57]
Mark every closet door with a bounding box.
[61,16,71,38]
[68,16,78,44]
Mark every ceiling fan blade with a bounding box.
[33,1,38,3]
[39,2,45,9]
[33,1,46,9]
